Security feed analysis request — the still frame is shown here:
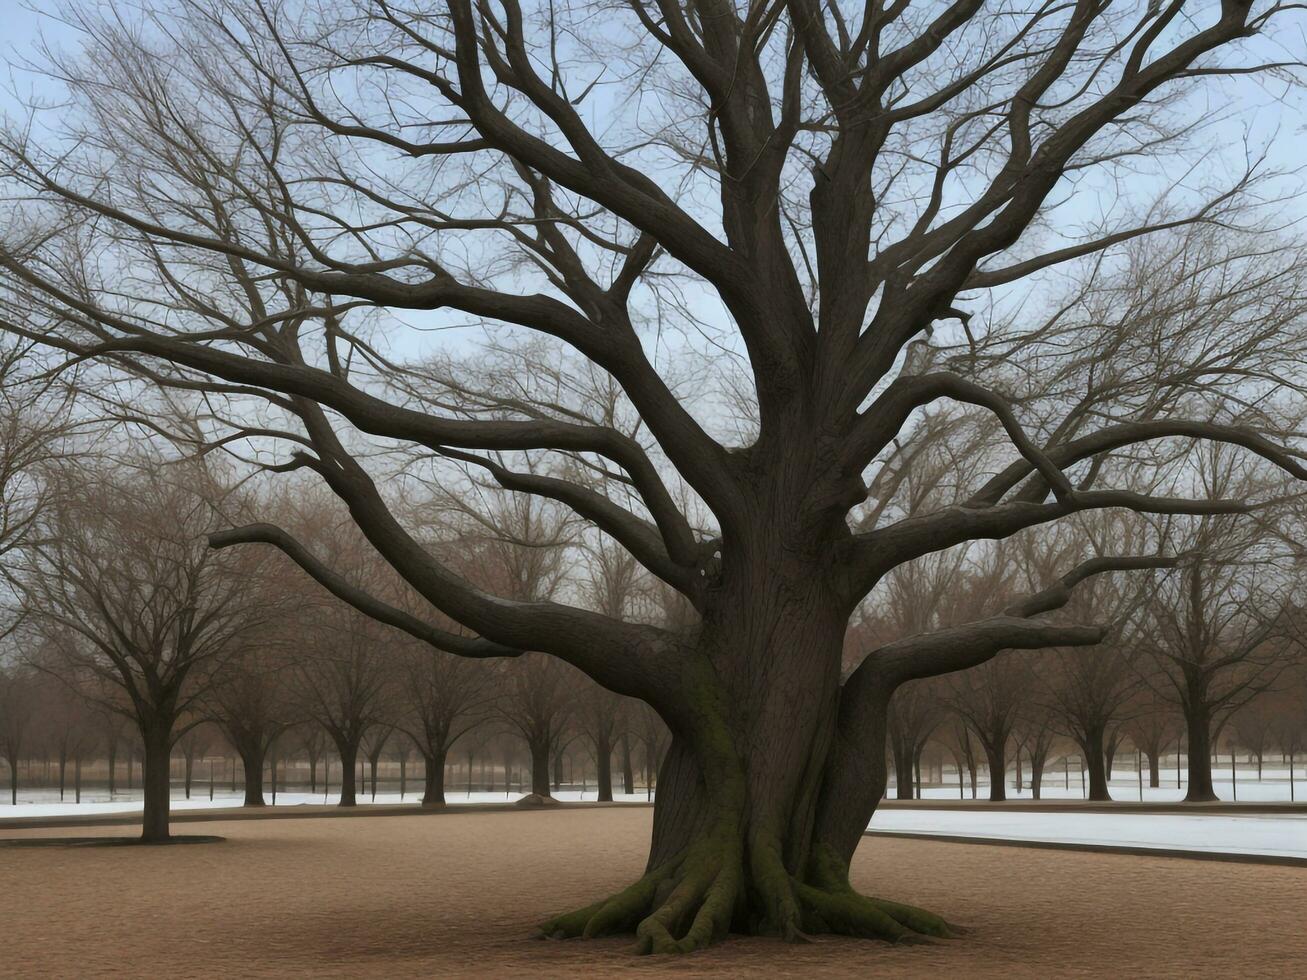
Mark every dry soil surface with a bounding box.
[2,807,1303,978]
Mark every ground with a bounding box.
[3,808,1304,977]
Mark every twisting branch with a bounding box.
[855,553,1181,695]
[208,522,523,660]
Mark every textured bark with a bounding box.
[541,558,973,950]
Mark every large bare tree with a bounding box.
[3,0,1307,949]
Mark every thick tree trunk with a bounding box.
[542,570,966,953]
[595,730,613,803]
[308,756,318,794]
[5,754,16,805]
[1147,750,1161,788]
[184,755,194,800]
[107,741,117,797]
[140,728,172,843]
[240,745,267,807]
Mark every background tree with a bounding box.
[209,643,295,807]
[14,458,264,839]
[0,662,33,804]
[1123,694,1179,789]
[1137,466,1304,801]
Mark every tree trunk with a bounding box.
[58,753,67,802]
[532,737,553,798]
[551,744,564,792]
[184,754,194,800]
[983,743,1006,802]
[5,754,16,805]
[336,738,360,807]
[621,733,635,796]
[541,576,970,953]
[890,738,914,800]
[107,740,117,797]
[1184,702,1217,802]
[239,744,267,806]
[308,756,318,794]
[595,730,614,803]
[140,727,172,843]
[422,747,448,806]
[1080,727,1111,802]
[1147,750,1161,788]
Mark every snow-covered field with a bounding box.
[894,764,1304,803]
[868,808,1307,860]
[0,788,651,820]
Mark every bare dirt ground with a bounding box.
[2,807,1303,978]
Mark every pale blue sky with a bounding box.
[2,0,1305,380]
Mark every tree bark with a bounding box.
[541,582,969,951]
[140,727,172,843]
[1147,750,1161,788]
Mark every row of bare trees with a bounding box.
[0,437,680,838]
[875,504,1307,802]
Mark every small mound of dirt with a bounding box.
[0,835,226,848]
[514,793,560,808]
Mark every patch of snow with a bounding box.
[867,808,1307,859]
[0,788,653,820]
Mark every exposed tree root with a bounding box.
[538,838,965,954]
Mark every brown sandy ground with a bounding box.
[1,808,1303,978]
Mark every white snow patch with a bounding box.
[868,808,1307,859]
